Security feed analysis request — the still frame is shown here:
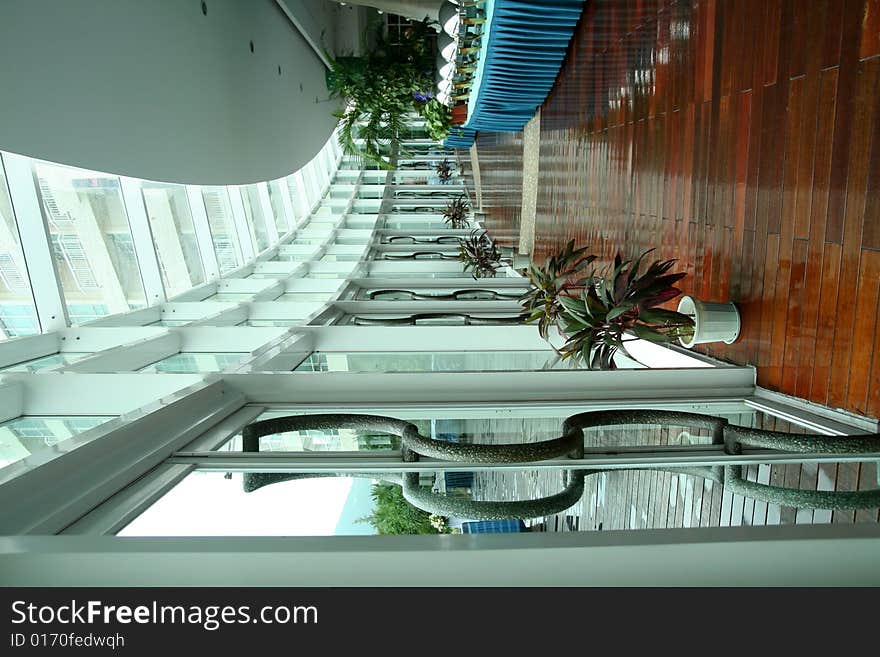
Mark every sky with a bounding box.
[119,471,377,536]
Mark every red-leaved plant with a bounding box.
[521,241,695,369]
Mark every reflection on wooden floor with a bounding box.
[464,0,880,420]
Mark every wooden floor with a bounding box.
[464,0,880,420]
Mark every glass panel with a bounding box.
[321,254,362,262]
[293,350,576,372]
[141,182,205,298]
[0,352,91,372]
[0,415,115,470]
[201,187,242,274]
[241,186,270,253]
[366,271,470,278]
[275,293,333,302]
[381,221,452,231]
[119,472,378,536]
[119,456,880,537]
[267,180,290,236]
[33,162,147,322]
[121,401,880,537]
[0,158,39,339]
[139,352,248,373]
[205,292,254,302]
[246,319,304,327]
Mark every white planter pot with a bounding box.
[676,295,741,348]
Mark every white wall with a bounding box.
[0,0,341,185]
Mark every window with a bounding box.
[139,352,249,373]
[241,185,270,253]
[141,182,205,298]
[0,158,39,338]
[267,180,290,235]
[0,352,91,373]
[0,415,114,470]
[294,350,578,373]
[201,187,243,275]
[34,162,146,322]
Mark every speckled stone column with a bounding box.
[240,410,880,517]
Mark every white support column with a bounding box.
[277,182,296,235]
[227,186,255,263]
[292,171,311,220]
[119,177,166,305]
[305,167,322,211]
[318,148,332,190]
[2,152,69,331]
[256,182,279,246]
[185,185,220,282]
[300,167,315,213]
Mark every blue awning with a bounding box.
[444,0,585,148]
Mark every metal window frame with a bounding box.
[2,152,69,331]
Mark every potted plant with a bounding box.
[520,239,597,341]
[458,229,502,279]
[676,295,741,347]
[327,18,437,169]
[442,194,470,229]
[521,241,696,369]
[435,158,454,184]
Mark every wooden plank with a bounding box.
[861,0,880,60]
[781,240,809,393]
[810,244,842,404]
[813,462,837,524]
[855,462,880,523]
[827,57,879,409]
[825,0,867,243]
[846,251,880,412]
[795,68,839,400]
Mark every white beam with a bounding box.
[227,186,256,263]
[185,185,220,281]
[119,176,166,305]
[256,182,279,245]
[275,181,296,235]
[3,525,880,586]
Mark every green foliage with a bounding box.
[442,194,470,229]
[458,229,501,279]
[422,99,452,141]
[326,20,436,169]
[519,239,596,340]
[521,244,695,369]
[360,483,436,535]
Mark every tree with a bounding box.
[327,18,437,168]
[360,482,436,534]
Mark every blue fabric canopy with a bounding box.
[444,0,585,148]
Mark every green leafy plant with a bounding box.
[326,19,436,169]
[521,243,695,369]
[442,194,470,229]
[422,99,453,141]
[359,483,449,535]
[520,240,597,340]
[458,229,501,279]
